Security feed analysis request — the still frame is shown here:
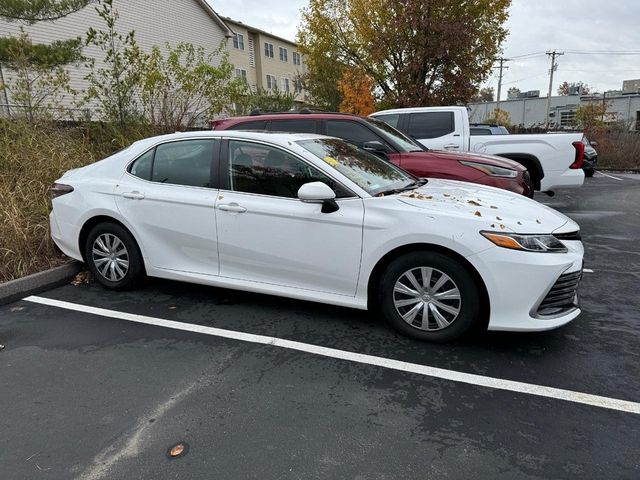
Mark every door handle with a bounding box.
[217,202,247,213]
[122,191,145,200]
[443,144,460,150]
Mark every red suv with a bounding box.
[211,112,534,197]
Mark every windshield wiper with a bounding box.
[375,178,427,196]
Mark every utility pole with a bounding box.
[545,50,564,129]
[494,57,509,110]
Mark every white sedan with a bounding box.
[50,131,584,342]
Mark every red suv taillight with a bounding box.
[50,183,74,199]
[570,141,585,169]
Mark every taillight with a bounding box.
[571,141,585,169]
[50,183,74,199]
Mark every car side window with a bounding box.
[407,112,455,139]
[227,140,351,198]
[227,120,267,131]
[470,128,492,135]
[129,149,154,180]
[375,114,400,129]
[268,119,317,134]
[326,120,382,148]
[151,140,216,187]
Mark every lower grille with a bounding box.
[537,271,582,316]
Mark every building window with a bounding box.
[266,74,276,90]
[235,68,247,82]
[264,42,274,58]
[293,52,301,66]
[559,110,576,127]
[282,78,290,93]
[279,47,288,62]
[294,79,303,94]
[233,33,244,50]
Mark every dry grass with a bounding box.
[0,120,152,282]
[590,129,640,170]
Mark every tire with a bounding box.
[84,222,145,290]
[584,169,595,178]
[378,251,483,342]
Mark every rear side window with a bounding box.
[227,120,268,131]
[129,149,154,180]
[269,119,317,134]
[407,112,455,139]
[470,128,492,135]
[326,120,381,147]
[374,114,400,128]
[151,140,216,187]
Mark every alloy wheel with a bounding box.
[92,233,130,282]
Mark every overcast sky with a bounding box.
[211,0,640,99]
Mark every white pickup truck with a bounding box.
[370,106,585,193]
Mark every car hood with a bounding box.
[395,179,576,234]
[420,150,525,170]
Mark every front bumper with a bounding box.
[468,239,584,332]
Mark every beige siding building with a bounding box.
[223,17,308,103]
[0,0,232,116]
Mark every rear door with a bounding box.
[403,111,463,151]
[115,139,221,275]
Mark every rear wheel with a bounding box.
[84,222,145,290]
[379,251,483,342]
[584,169,595,177]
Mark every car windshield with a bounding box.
[297,138,416,196]
[365,117,425,153]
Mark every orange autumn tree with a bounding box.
[337,67,374,116]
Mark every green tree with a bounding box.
[0,0,89,22]
[0,0,89,120]
[297,0,510,108]
[140,42,241,130]
[227,85,296,116]
[85,0,144,125]
[470,86,495,103]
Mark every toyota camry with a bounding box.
[49,131,584,342]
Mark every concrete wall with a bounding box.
[469,94,640,130]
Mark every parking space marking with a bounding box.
[23,295,640,415]
[596,171,624,181]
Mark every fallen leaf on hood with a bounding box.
[467,200,482,206]
[443,193,451,197]
[490,205,498,209]
[496,216,503,221]
[517,221,523,225]
[490,223,496,228]
[536,219,542,224]
[474,211,482,217]
[499,224,506,229]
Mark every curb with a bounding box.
[0,261,83,306]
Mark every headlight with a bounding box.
[480,231,568,253]
[460,161,518,178]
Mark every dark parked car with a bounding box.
[211,112,534,197]
[582,138,598,177]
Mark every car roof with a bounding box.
[371,106,469,116]
[211,111,366,126]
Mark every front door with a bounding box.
[115,139,220,275]
[215,139,364,296]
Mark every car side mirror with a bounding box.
[362,141,390,160]
[297,182,339,213]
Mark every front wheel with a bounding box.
[378,252,483,342]
[84,222,145,290]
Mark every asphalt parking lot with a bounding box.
[1,173,639,479]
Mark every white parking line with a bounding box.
[596,171,624,181]
[23,295,640,415]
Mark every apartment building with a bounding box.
[223,17,308,103]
